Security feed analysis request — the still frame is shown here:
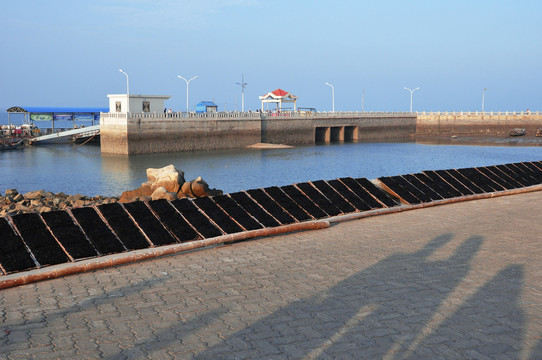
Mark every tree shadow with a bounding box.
[186,233,524,359]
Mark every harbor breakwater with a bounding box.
[100,111,542,155]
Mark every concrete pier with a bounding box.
[100,111,542,155]
[261,113,415,145]
[100,112,416,154]
[100,112,262,154]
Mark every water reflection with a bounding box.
[100,154,136,193]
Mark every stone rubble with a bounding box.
[0,189,119,217]
[1,164,223,217]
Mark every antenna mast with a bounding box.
[236,75,248,112]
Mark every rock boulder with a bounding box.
[121,164,186,203]
[181,177,223,198]
[151,187,177,201]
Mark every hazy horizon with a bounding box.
[2,1,540,113]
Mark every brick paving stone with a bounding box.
[2,191,542,358]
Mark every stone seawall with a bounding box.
[101,115,261,154]
[101,113,417,155]
[262,115,416,144]
[417,113,542,136]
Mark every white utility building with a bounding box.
[107,94,171,113]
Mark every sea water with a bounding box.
[2,141,542,197]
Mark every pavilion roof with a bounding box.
[259,89,298,100]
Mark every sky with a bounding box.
[1,0,541,113]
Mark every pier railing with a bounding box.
[101,111,416,120]
[100,110,541,122]
[417,111,541,116]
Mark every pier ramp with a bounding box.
[29,125,100,144]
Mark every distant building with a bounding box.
[195,101,218,114]
[107,94,170,113]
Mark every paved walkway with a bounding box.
[1,191,542,359]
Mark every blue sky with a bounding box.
[1,0,540,112]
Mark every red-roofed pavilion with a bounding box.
[259,89,298,111]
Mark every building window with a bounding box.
[143,101,150,112]
[116,101,122,112]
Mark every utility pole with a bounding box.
[236,75,248,112]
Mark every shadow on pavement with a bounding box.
[402,264,526,359]
[184,233,529,359]
[2,232,536,359]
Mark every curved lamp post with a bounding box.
[404,87,420,112]
[177,75,198,112]
[325,82,335,112]
[119,69,129,113]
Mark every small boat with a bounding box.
[536,129,542,137]
[1,139,24,150]
[509,128,526,136]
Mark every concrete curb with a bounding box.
[0,220,330,290]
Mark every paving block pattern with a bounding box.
[1,190,542,358]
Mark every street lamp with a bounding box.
[482,88,487,112]
[119,69,129,113]
[236,75,248,112]
[325,82,335,112]
[403,87,420,112]
[177,75,198,112]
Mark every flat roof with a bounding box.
[107,94,171,99]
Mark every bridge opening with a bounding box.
[344,126,358,142]
[330,127,344,142]
[316,126,358,143]
[315,127,329,143]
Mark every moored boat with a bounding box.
[509,128,526,136]
[0,139,24,150]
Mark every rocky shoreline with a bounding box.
[0,189,119,217]
[1,165,222,218]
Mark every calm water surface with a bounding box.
[2,141,542,197]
